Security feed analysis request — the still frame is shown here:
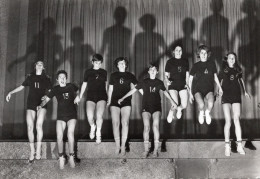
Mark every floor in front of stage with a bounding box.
[0,141,260,178]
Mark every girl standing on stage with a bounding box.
[189,45,223,125]
[6,61,52,163]
[74,54,107,144]
[219,52,250,156]
[107,57,137,155]
[165,44,189,122]
[38,70,78,169]
[119,64,177,158]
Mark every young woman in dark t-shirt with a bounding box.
[74,54,107,144]
[119,64,177,158]
[189,45,223,125]
[38,70,79,169]
[6,61,51,163]
[219,52,250,156]
[107,57,137,155]
[165,44,189,122]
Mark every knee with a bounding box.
[36,123,43,132]
[96,114,103,120]
[144,126,150,133]
[197,103,204,110]
[27,124,34,132]
[233,117,241,126]
[225,121,231,128]
[57,134,63,142]
[121,120,129,128]
[153,124,159,131]
[67,131,75,140]
[87,114,94,121]
[113,121,120,128]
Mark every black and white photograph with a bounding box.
[0,0,259,178]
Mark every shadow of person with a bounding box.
[100,6,131,73]
[159,18,199,139]
[64,26,94,85]
[133,14,166,81]
[7,17,63,81]
[200,0,229,72]
[233,0,259,96]
[232,0,259,150]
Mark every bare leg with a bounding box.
[142,112,151,158]
[35,108,47,159]
[152,111,161,157]
[111,106,121,154]
[26,110,36,161]
[120,106,131,155]
[95,100,106,143]
[67,119,77,168]
[56,120,66,155]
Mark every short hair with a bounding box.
[172,43,183,52]
[148,63,159,71]
[92,54,103,63]
[57,70,68,79]
[114,57,129,70]
[196,45,211,58]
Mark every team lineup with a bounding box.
[5,44,251,169]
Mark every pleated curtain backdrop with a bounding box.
[1,0,260,139]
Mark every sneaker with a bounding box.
[28,152,35,163]
[205,110,212,125]
[152,150,159,157]
[142,151,149,158]
[115,147,120,155]
[237,143,246,155]
[68,154,76,168]
[198,111,204,124]
[96,132,102,144]
[59,156,66,170]
[225,144,231,157]
[121,146,126,156]
[176,107,182,119]
[89,124,96,140]
[35,151,41,160]
[167,109,174,123]
[244,140,257,150]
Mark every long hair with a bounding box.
[31,60,46,76]
[222,52,242,75]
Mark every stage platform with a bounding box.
[0,141,260,178]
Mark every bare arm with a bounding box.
[6,85,25,102]
[79,82,87,99]
[37,96,51,110]
[188,75,194,103]
[164,72,171,86]
[118,88,138,104]
[107,85,113,106]
[185,71,190,90]
[239,78,250,98]
[214,73,223,96]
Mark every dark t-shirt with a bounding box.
[47,83,78,118]
[219,67,242,97]
[165,57,189,81]
[83,68,107,94]
[136,78,166,108]
[22,73,52,104]
[190,60,217,92]
[109,71,137,101]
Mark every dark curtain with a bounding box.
[1,0,260,139]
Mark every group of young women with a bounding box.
[6,44,250,169]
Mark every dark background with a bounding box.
[0,0,259,140]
